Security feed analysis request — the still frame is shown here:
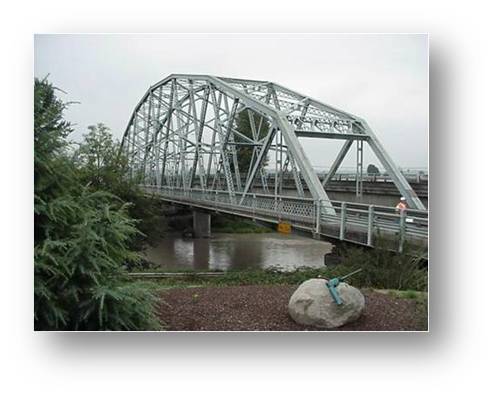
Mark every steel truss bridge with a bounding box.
[121,74,428,253]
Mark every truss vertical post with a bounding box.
[224,98,241,191]
[356,139,364,199]
[130,115,137,180]
[152,88,161,187]
[160,80,175,187]
[340,202,347,240]
[274,130,280,199]
[279,136,284,196]
[399,209,406,253]
[171,80,188,190]
[367,205,374,246]
[315,199,321,238]
[189,86,209,190]
[210,87,235,199]
[141,92,152,183]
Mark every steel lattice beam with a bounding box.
[120,74,425,211]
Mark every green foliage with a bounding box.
[114,188,170,249]
[148,243,427,292]
[34,78,160,330]
[74,123,168,249]
[34,78,75,243]
[336,242,428,291]
[234,110,270,173]
[211,214,272,234]
[74,123,128,191]
[399,290,419,300]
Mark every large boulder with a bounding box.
[288,278,365,329]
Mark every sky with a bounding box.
[34,34,428,171]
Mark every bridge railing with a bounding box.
[144,185,316,225]
[321,171,428,184]
[215,172,428,186]
[317,200,428,249]
[141,185,428,254]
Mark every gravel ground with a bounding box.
[157,285,426,331]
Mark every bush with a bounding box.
[336,241,428,291]
[150,250,427,292]
[34,78,160,330]
[73,123,168,249]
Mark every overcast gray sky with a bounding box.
[34,34,428,171]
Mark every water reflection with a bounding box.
[143,232,332,271]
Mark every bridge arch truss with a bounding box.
[121,74,424,212]
[120,74,427,252]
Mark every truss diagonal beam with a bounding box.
[361,120,425,210]
[322,140,353,187]
[121,74,425,211]
[240,126,277,203]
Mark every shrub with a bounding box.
[336,241,428,291]
[73,123,168,249]
[34,77,160,330]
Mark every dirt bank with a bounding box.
[157,285,427,331]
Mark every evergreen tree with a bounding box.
[34,78,160,330]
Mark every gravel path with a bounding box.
[157,285,426,331]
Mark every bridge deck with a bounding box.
[142,185,428,256]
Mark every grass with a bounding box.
[141,262,426,292]
[211,214,273,234]
[129,240,428,292]
[375,289,426,300]
[335,240,428,292]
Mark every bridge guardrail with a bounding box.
[141,185,428,254]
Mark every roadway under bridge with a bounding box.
[120,74,428,255]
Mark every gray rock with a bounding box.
[288,278,365,329]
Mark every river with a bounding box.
[143,232,333,271]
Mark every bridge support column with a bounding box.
[193,211,211,238]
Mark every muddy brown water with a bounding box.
[143,232,333,271]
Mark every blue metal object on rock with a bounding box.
[326,268,363,305]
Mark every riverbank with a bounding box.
[131,255,427,292]
[138,248,428,331]
[157,285,427,331]
[135,209,427,331]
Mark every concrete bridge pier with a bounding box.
[193,211,211,238]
